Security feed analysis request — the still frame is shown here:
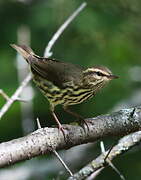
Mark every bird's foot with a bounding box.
[58,124,66,139]
[51,111,67,141]
[77,118,90,133]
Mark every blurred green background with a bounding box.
[1,0,141,179]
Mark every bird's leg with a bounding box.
[50,105,66,138]
[63,106,89,131]
[52,111,63,130]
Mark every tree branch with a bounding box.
[0,106,141,168]
[0,74,32,120]
[69,130,141,180]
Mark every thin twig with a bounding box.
[108,161,125,180]
[53,150,73,177]
[15,97,28,103]
[36,117,73,176]
[103,142,115,161]
[0,73,32,120]
[44,2,87,57]
[0,89,10,101]
[36,118,42,129]
[100,141,125,180]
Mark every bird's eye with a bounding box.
[95,71,104,76]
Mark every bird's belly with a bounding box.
[33,76,94,106]
[34,79,64,106]
[62,87,94,106]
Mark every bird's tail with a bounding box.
[11,44,35,62]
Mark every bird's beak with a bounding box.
[108,75,119,80]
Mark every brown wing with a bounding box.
[30,56,84,89]
[11,44,84,88]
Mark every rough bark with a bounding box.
[0,106,141,168]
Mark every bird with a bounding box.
[11,44,118,134]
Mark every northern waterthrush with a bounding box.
[11,44,118,133]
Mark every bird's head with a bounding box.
[83,66,118,90]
